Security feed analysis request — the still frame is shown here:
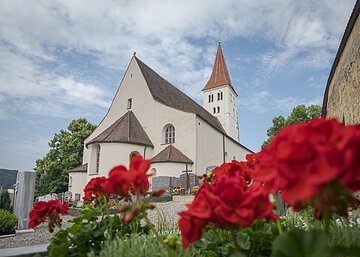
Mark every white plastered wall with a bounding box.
[151,162,191,178]
[68,172,87,196]
[202,85,239,141]
[81,57,197,183]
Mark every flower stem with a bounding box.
[144,214,175,257]
[231,229,241,253]
[276,219,283,234]
[304,208,311,230]
[323,211,331,235]
[344,217,351,247]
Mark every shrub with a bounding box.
[0,209,17,235]
[0,189,11,212]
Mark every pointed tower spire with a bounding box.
[202,43,236,94]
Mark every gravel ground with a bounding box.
[0,201,188,250]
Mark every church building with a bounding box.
[68,44,253,197]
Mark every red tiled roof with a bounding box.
[151,145,193,164]
[202,43,237,95]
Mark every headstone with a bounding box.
[180,173,198,189]
[152,176,172,191]
[38,196,44,201]
[64,191,72,202]
[170,177,181,188]
[13,171,36,230]
[75,193,81,201]
[51,193,58,200]
[45,194,52,202]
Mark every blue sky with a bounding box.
[0,0,356,170]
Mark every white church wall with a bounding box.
[82,57,197,169]
[202,85,239,142]
[68,172,87,197]
[224,137,250,162]
[195,116,224,174]
[151,162,191,178]
[82,57,156,164]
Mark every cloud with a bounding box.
[0,0,355,118]
[239,90,323,114]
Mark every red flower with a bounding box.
[28,200,69,232]
[128,155,151,195]
[103,155,152,197]
[83,176,108,201]
[252,118,360,217]
[179,162,278,248]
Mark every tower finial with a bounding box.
[218,41,221,47]
[133,51,136,56]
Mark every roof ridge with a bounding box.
[134,56,226,135]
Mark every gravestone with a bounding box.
[152,176,172,191]
[13,171,36,230]
[51,193,58,200]
[45,194,52,202]
[180,173,198,189]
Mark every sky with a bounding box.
[0,0,356,171]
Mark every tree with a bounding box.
[0,189,11,212]
[263,104,321,146]
[35,118,96,196]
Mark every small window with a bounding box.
[127,98,132,109]
[213,107,216,114]
[163,124,175,144]
[69,176,72,188]
[217,106,220,113]
[209,94,214,103]
[208,95,211,103]
[96,146,100,174]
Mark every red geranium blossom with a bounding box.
[28,200,69,232]
[103,155,152,196]
[252,118,360,217]
[179,161,278,248]
[83,176,108,201]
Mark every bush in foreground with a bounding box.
[0,209,17,235]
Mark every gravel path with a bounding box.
[0,201,188,250]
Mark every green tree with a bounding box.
[263,104,321,146]
[0,189,11,212]
[35,118,96,196]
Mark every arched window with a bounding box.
[129,151,140,163]
[151,168,156,176]
[163,124,175,144]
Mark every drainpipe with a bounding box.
[222,134,225,163]
[143,146,147,158]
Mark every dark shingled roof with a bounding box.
[86,111,154,148]
[322,0,360,117]
[69,163,88,173]
[135,57,226,134]
[151,145,193,164]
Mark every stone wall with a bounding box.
[326,11,360,124]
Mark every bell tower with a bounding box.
[202,43,239,141]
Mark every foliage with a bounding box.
[0,189,11,212]
[35,118,96,196]
[263,104,321,146]
[193,221,279,257]
[0,209,17,235]
[89,232,200,257]
[48,205,151,257]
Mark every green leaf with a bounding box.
[272,230,332,257]
[237,232,251,250]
